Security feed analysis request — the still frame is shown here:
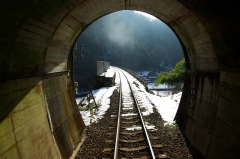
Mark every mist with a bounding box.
[74,10,184,89]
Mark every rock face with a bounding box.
[0,0,240,159]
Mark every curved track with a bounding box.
[101,67,168,159]
[114,68,155,158]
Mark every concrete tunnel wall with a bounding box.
[0,0,239,158]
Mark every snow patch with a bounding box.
[77,86,117,126]
[146,92,182,125]
[76,68,182,127]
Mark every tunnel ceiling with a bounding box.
[0,0,239,81]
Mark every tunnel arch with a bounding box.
[44,0,218,73]
[1,0,240,159]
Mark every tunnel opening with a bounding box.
[1,0,239,158]
[73,10,185,91]
[72,10,186,125]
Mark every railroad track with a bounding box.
[102,68,168,159]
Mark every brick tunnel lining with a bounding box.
[0,0,240,159]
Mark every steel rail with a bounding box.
[113,68,122,159]
[118,68,156,159]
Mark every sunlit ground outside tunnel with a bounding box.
[73,10,185,126]
[76,68,182,126]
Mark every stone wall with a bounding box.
[206,72,240,158]
[0,73,85,159]
[43,73,85,159]
[1,0,240,158]
[175,71,240,158]
[0,77,58,158]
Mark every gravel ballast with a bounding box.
[76,90,203,159]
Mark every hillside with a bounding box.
[73,10,184,90]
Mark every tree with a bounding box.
[74,10,184,90]
[154,59,185,88]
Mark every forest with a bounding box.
[73,10,184,90]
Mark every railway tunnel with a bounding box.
[0,0,239,158]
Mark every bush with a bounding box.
[154,59,185,88]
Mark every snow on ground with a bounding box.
[135,70,151,76]
[148,83,168,89]
[76,68,121,126]
[123,71,154,116]
[105,66,115,78]
[122,70,181,125]
[76,68,181,126]
[146,91,182,125]
[76,86,117,126]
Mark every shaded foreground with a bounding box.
[76,90,203,158]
